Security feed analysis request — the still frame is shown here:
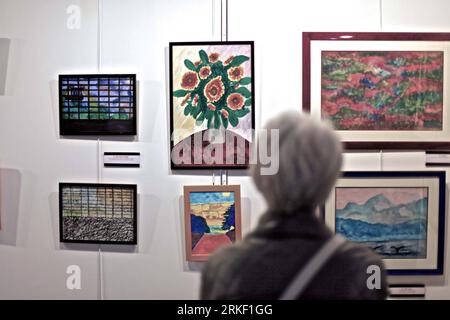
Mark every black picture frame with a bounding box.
[59,182,138,245]
[59,74,137,136]
[323,171,446,276]
[169,41,255,170]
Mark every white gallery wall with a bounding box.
[0,0,450,299]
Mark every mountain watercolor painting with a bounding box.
[335,187,428,259]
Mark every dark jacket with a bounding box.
[200,211,388,300]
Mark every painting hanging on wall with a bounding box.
[303,32,450,149]
[170,42,255,169]
[184,185,242,261]
[59,74,137,135]
[59,183,137,244]
[323,171,446,275]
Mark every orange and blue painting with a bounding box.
[188,191,238,259]
[321,51,443,130]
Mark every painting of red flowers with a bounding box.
[170,42,254,169]
[321,51,444,131]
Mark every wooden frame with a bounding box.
[184,184,242,261]
[303,32,450,150]
[323,171,446,275]
[169,41,255,169]
[59,182,138,245]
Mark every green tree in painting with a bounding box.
[221,204,235,231]
[173,49,252,129]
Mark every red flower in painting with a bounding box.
[350,103,371,112]
[207,103,216,111]
[194,61,201,67]
[364,90,378,99]
[321,90,337,101]
[425,103,442,113]
[181,71,199,90]
[199,66,211,80]
[227,66,244,81]
[224,55,234,65]
[348,73,366,83]
[221,109,229,118]
[322,101,339,116]
[339,117,370,128]
[361,56,386,68]
[204,76,225,102]
[227,93,245,110]
[209,52,220,63]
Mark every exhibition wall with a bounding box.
[0,0,450,299]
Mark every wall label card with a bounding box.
[389,285,426,298]
[425,151,450,166]
[103,152,140,168]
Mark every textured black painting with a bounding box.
[59,183,137,244]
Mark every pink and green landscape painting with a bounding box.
[321,51,443,130]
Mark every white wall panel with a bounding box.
[1,0,450,299]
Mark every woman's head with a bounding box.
[252,111,342,214]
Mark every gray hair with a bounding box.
[252,111,343,214]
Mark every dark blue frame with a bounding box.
[324,171,446,276]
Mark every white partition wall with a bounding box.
[0,0,449,299]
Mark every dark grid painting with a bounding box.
[59,183,137,244]
[59,74,137,135]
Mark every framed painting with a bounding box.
[59,183,137,245]
[324,171,446,275]
[170,42,255,169]
[303,32,450,149]
[184,185,242,261]
[59,74,137,135]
